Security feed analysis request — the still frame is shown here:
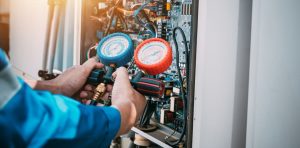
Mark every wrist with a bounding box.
[39,80,61,94]
[26,79,62,94]
[112,101,137,135]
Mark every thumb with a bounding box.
[114,67,132,89]
[83,57,104,70]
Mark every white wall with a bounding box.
[193,0,252,147]
[246,0,300,148]
[9,0,48,79]
[0,0,9,13]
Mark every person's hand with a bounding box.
[48,57,103,97]
[110,67,146,136]
[77,67,146,136]
[79,84,113,105]
[25,57,104,98]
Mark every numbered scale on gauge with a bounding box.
[134,38,172,75]
[97,33,134,67]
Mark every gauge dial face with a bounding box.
[100,36,129,57]
[137,41,168,65]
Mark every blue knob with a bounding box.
[97,33,133,67]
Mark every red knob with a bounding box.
[134,38,172,75]
[134,77,165,98]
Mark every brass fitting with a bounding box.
[109,63,116,68]
[92,83,106,101]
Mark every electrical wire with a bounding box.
[133,0,152,17]
[116,12,128,30]
[164,127,177,141]
[104,0,122,36]
[149,22,158,38]
[86,44,98,60]
[139,100,150,127]
[141,100,156,126]
[104,9,115,36]
[134,10,150,26]
[164,27,189,146]
[133,0,157,38]
[144,24,156,37]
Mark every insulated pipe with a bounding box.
[46,3,62,74]
[42,3,54,71]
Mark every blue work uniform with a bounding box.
[0,49,121,148]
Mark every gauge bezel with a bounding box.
[134,38,172,75]
[97,33,133,67]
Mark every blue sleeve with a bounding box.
[0,49,121,148]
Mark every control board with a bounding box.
[81,0,193,147]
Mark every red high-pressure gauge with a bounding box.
[134,38,172,75]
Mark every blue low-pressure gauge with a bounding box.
[97,33,133,67]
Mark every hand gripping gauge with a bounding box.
[89,33,134,85]
[88,33,134,105]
